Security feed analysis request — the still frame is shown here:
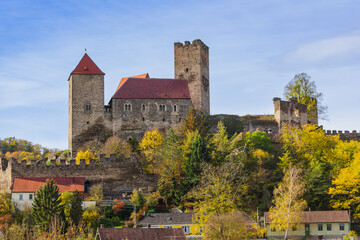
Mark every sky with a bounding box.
[0,0,360,150]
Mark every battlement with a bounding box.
[174,39,209,50]
[323,129,360,141]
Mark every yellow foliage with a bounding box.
[75,150,94,165]
[82,209,99,227]
[0,192,12,217]
[139,130,164,173]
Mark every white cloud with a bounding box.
[286,35,360,63]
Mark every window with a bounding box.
[271,227,276,232]
[124,103,132,111]
[340,224,345,231]
[142,104,146,111]
[173,105,177,112]
[327,224,332,231]
[162,118,165,122]
[164,226,173,228]
[19,194,23,200]
[84,104,92,113]
[29,194,33,200]
[182,226,190,233]
[292,226,297,231]
[318,224,323,231]
[142,117,145,121]
[159,104,166,111]
[200,226,204,233]
[179,118,182,122]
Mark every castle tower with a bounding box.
[174,39,210,115]
[68,53,105,154]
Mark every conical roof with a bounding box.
[71,53,104,75]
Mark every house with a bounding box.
[11,177,85,210]
[138,212,202,235]
[96,228,187,240]
[265,210,351,239]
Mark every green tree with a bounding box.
[269,165,307,240]
[32,179,64,231]
[70,190,83,226]
[209,121,233,165]
[284,73,327,120]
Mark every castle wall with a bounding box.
[174,40,210,115]
[273,97,308,129]
[324,130,360,141]
[111,98,192,140]
[0,154,157,196]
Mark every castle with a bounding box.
[68,39,210,154]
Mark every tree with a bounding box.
[0,191,13,217]
[85,184,103,204]
[329,152,360,219]
[70,190,83,226]
[130,189,144,207]
[269,165,307,240]
[112,199,125,214]
[209,121,234,165]
[32,179,64,231]
[102,136,132,158]
[60,191,73,219]
[204,211,256,240]
[139,130,164,173]
[284,73,327,120]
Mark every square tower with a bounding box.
[174,39,210,115]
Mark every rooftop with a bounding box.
[71,53,105,75]
[97,228,186,240]
[265,211,350,224]
[139,212,195,226]
[12,177,85,193]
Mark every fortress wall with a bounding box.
[324,130,360,141]
[0,154,157,195]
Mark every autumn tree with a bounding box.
[284,73,327,120]
[75,150,95,165]
[204,211,255,240]
[269,165,307,240]
[32,179,64,231]
[0,191,13,217]
[102,136,132,158]
[85,184,103,204]
[139,130,164,173]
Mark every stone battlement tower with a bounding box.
[174,39,210,115]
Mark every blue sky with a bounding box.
[0,0,360,149]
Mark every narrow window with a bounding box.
[19,194,23,200]
[159,104,166,111]
[340,224,345,231]
[318,224,323,231]
[162,118,165,122]
[29,194,33,200]
[173,105,177,112]
[124,104,132,111]
[142,104,146,111]
[142,117,145,121]
[164,226,173,228]
[181,226,190,233]
[85,104,92,113]
[179,118,181,122]
[327,224,332,231]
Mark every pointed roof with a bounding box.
[112,78,191,99]
[71,53,105,75]
[116,73,149,91]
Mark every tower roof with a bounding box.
[112,78,191,99]
[71,53,105,75]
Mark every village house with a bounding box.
[265,210,351,239]
[96,228,187,240]
[11,177,85,210]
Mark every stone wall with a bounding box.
[0,154,157,196]
[273,97,308,129]
[324,130,360,141]
[174,40,210,115]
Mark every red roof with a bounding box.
[265,211,350,223]
[112,78,191,99]
[71,53,104,75]
[97,228,186,240]
[12,177,85,193]
[116,73,149,91]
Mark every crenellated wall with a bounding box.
[0,154,157,196]
[324,130,360,141]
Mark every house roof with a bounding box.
[112,78,191,99]
[139,213,196,226]
[12,177,85,193]
[71,53,105,75]
[116,73,149,91]
[97,228,186,240]
[265,211,350,224]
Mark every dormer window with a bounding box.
[142,104,146,111]
[173,105,177,112]
[159,104,166,111]
[124,103,132,111]
[84,104,92,113]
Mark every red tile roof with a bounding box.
[97,228,186,240]
[71,53,104,75]
[112,78,191,99]
[12,177,85,193]
[116,73,149,91]
[265,211,350,223]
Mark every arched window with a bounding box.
[142,104,146,111]
[84,104,92,113]
[173,105,177,112]
[124,103,132,111]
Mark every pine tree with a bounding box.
[70,190,83,226]
[32,179,64,231]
